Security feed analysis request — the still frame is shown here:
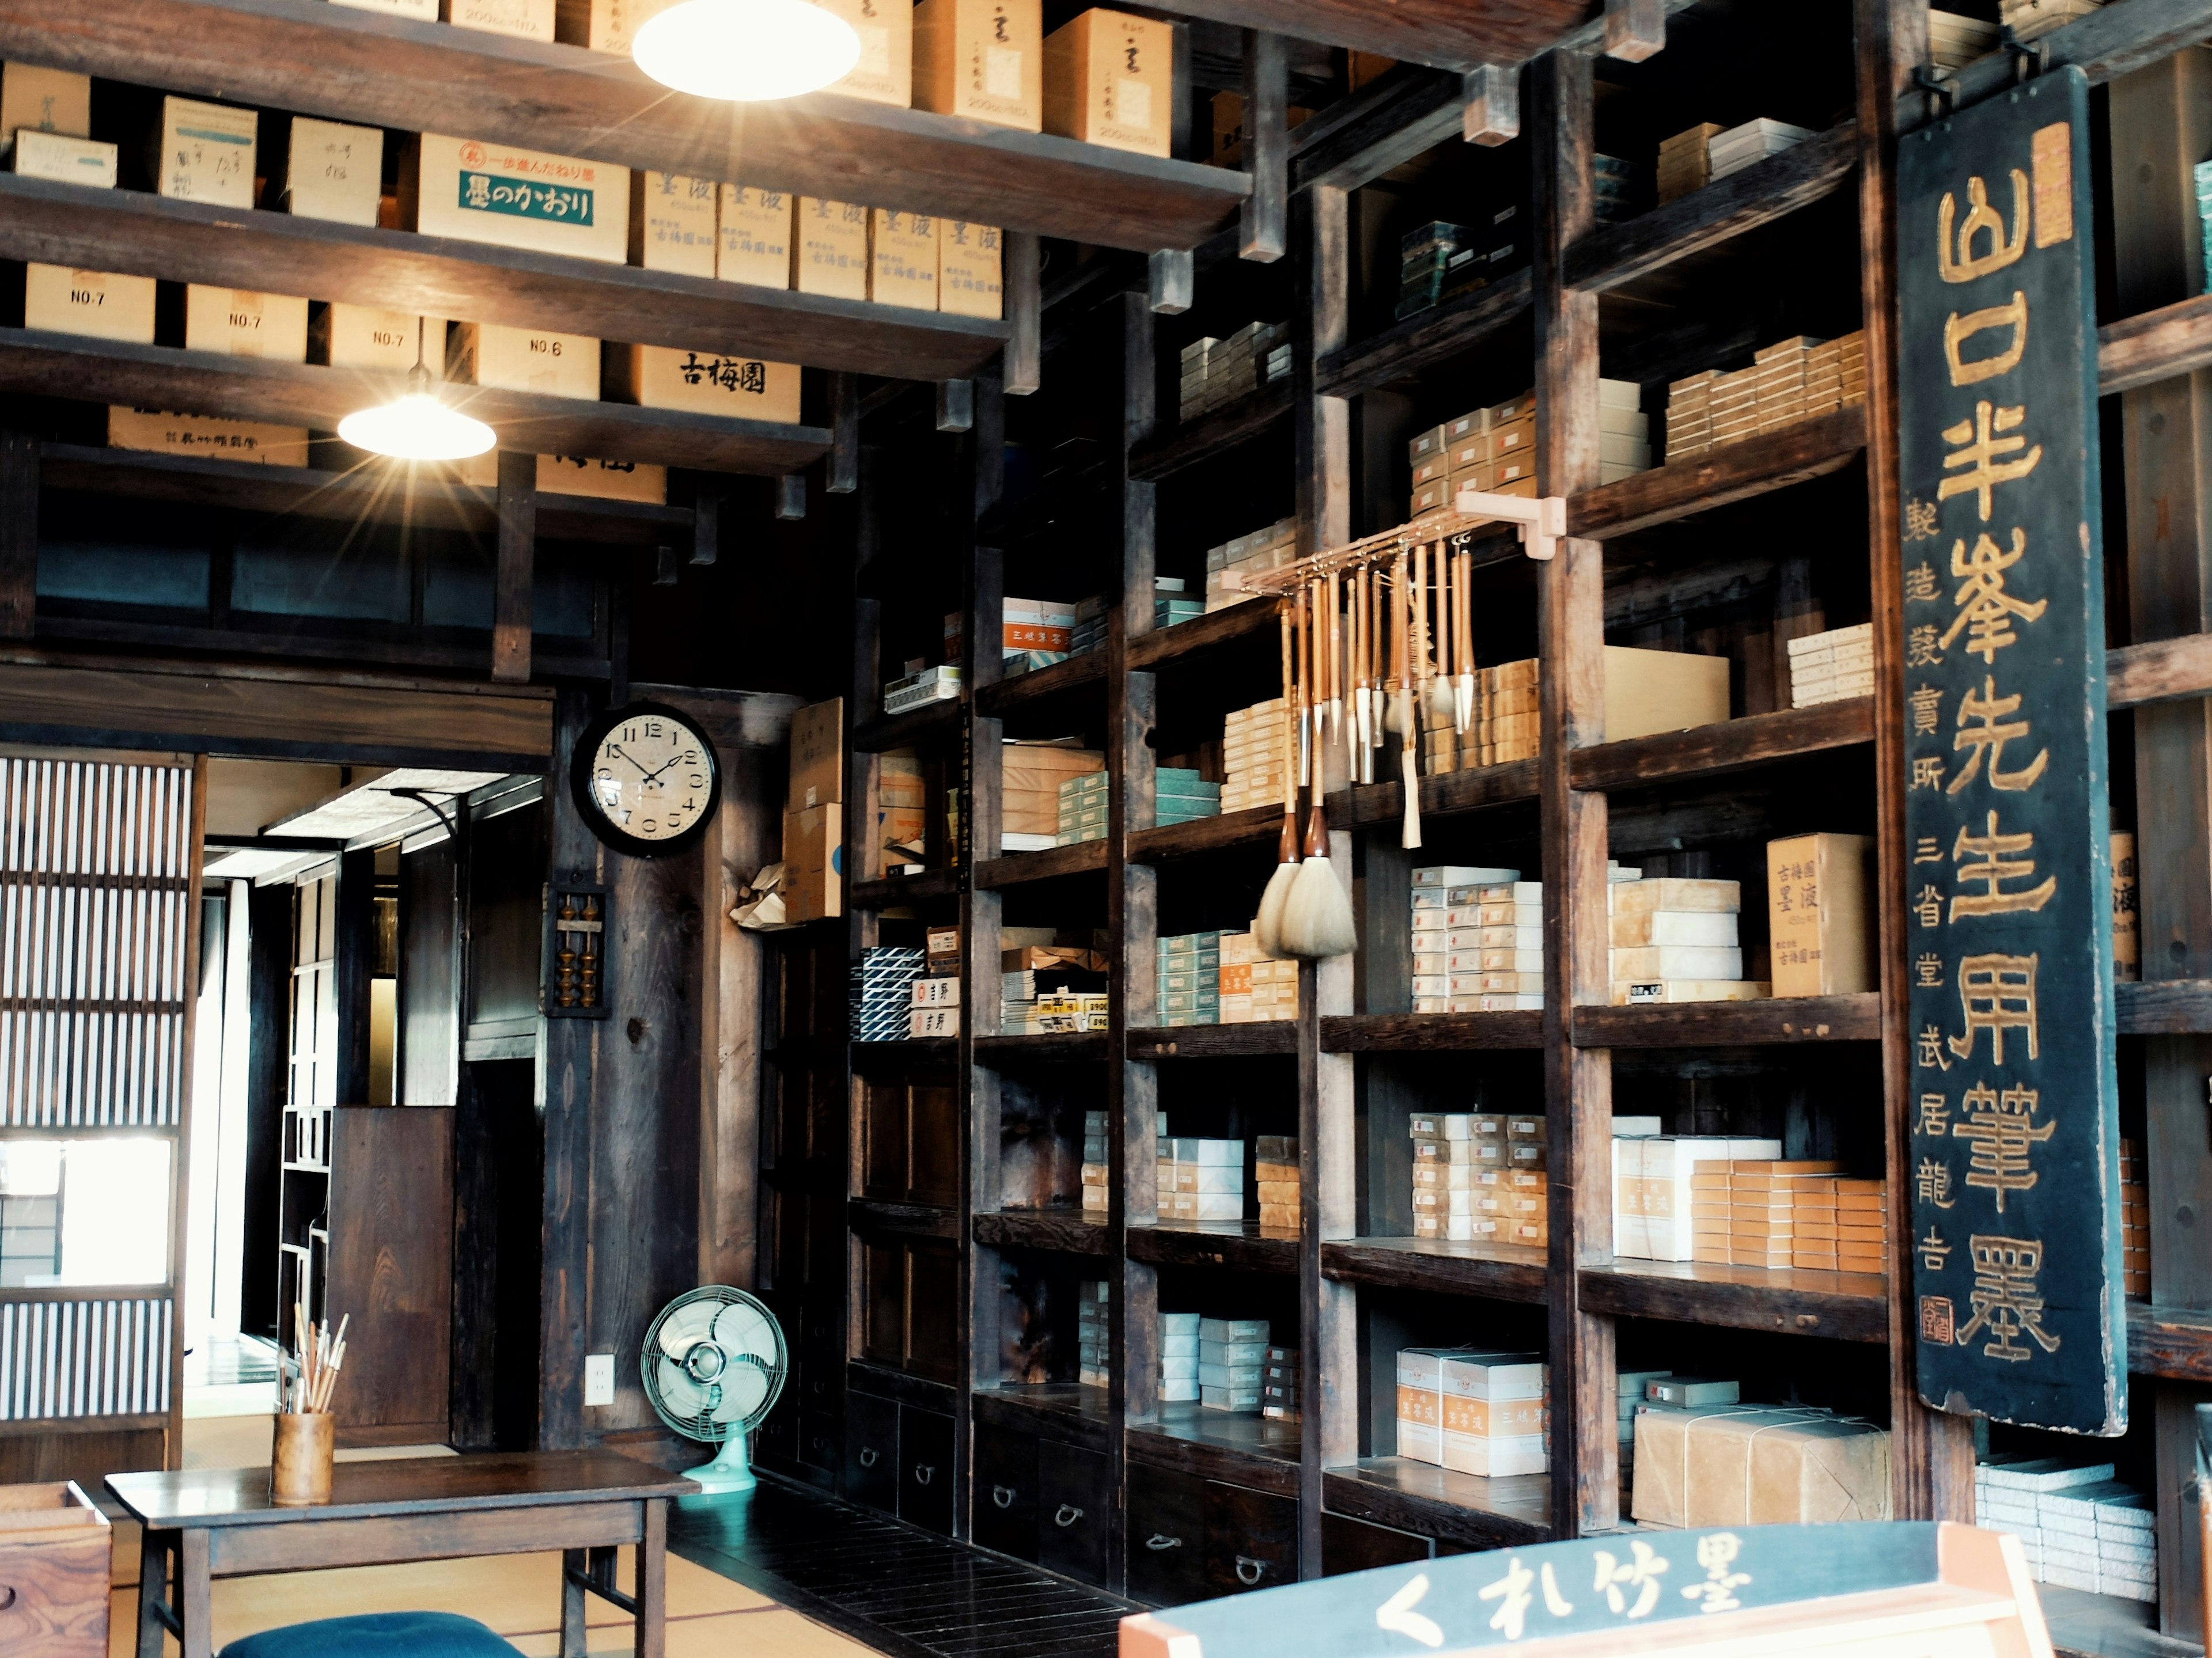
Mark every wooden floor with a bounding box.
[671,1478,1131,1658]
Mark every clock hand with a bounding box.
[639,753,687,786]
[607,744,654,779]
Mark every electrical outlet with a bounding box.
[584,1353,615,1407]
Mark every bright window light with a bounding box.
[632,0,862,102]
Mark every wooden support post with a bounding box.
[1463,63,1520,147]
[775,473,805,520]
[0,428,33,640]
[1240,30,1288,263]
[828,371,858,493]
[1603,0,1666,62]
[1005,232,1041,394]
[1148,249,1193,314]
[492,449,534,684]
[653,545,678,586]
[935,378,974,433]
[689,491,718,564]
[1532,46,1616,1538]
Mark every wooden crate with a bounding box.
[0,1482,111,1658]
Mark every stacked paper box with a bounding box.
[1474,659,1541,767]
[2198,162,2212,298]
[1614,1136,1781,1260]
[1618,1369,1672,1462]
[1929,10,2000,67]
[1708,117,1815,183]
[1262,1345,1300,1421]
[1609,877,1766,1004]
[1181,321,1289,420]
[1975,1457,2151,1601]
[1221,931,1298,1023]
[851,947,925,1042]
[884,663,960,715]
[908,973,960,1039]
[1787,623,1874,708]
[1657,123,1723,203]
[1802,332,1867,417]
[1003,742,1101,849]
[1077,1279,1110,1386]
[996,595,1076,678]
[1155,767,1221,828]
[1834,1178,1891,1273]
[1753,336,1823,430]
[2122,1138,2149,1295]
[1592,152,1643,227]
[1397,221,1488,320]
[1199,1316,1268,1412]
[1034,992,1109,1034]
[1397,1348,1548,1476]
[1410,1113,1550,1245]
[1160,1310,1200,1402]
[1999,0,2101,40]
[877,749,926,870]
[1410,864,1532,1013]
[1154,576,1206,634]
[1700,1160,1843,1269]
[1663,369,1718,460]
[1665,333,1866,464]
[1081,1109,1109,1216]
[1255,1135,1300,1231]
[1204,517,1300,612]
[1158,931,1222,1027]
[1221,699,1291,812]
[1156,1133,1244,1222]
[1056,769,1110,845]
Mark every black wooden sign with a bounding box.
[1896,67,2123,1435]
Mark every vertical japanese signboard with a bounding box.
[1897,68,2122,1434]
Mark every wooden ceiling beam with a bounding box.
[1147,0,1596,73]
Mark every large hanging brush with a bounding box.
[1253,600,1300,960]
[1281,575,1357,959]
[1388,549,1421,848]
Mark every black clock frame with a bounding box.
[570,699,723,858]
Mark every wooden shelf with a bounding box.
[850,1037,957,1069]
[972,1383,1113,1453]
[973,840,1109,888]
[1126,1022,1296,1060]
[2116,978,2212,1034]
[1563,123,1859,295]
[39,441,692,545]
[1576,1258,1888,1343]
[2126,1299,2212,1383]
[1319,1237,1548,1302]
[972,1031,1110,1064]
[7,0,1249,253]
[1128,381,1294,483]
[1320,1460,1549,1550]
[1316,268,1533,399]
[850,867,962,910]
[1320,1012,1544,1052]
[846,1197,960,1240]
[975,652,1107,718]
[1127,1405,1300,1499]
[851,696,961,754]
[1329,757,1540,830]
[1569,700,1873,792]
[972,1210,1112,1256]
[1125,805,1280,863]
[1567,406,1867,541]
[1126,598,1279,670]
[1126,1219,1298,1276]
[0,328,828,476]
[847,1359,960,1415]
[2101,290,2212,396]
[0,172,1005,381]
[1570,994,1881,1048]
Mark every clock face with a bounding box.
[573,703,720,855]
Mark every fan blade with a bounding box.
[709,1299,778,1362]
[657,1306,721,1357]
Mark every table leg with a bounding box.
[560,1549,589,1658]
[180,1529,213,1658]
[635,1498,666,1658]
[136,1529,169,1658]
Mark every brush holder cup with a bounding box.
[271,1412,336,1505]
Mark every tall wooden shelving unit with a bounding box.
[785,2,2212,1653]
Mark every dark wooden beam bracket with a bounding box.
[491,450,535,685]
[1240,30,1289,262]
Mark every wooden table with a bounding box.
[106,1450,698,1658]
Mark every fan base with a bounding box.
[681,1430,757,1494]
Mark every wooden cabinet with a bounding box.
[1203,1482,1297,1597]
[1035,1440,1112,1585]
[862,1077,960,1206]
[324,1105,453,1447]
[1321,1512,1432,1576]
[972,1422,1039,1560]
[0,1482,108,1658]
[843,1388,898,1515]
[861,1238,960,1383]
[1125,1464,1207,1607]
[898,1405,955,1535]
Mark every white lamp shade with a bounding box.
[632,0,862,102]
[338,392,497,462]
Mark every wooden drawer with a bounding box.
[1036,1439,1112,1587]
[843,1389,899,1515]
[899,1405,955,1536]
[1205,1481,1297,1595]
[0,1482,110,1658]
[798,1409,840,1474]
[1321,1511,1431,1576]
[1126,1463,1207,1608]
[972,1423,1038,1561]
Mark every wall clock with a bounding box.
[570,700,722,857]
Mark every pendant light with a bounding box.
[632,0,861,102]
[338,328,496,462]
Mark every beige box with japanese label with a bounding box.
[870,210,940,310]
[584,0,676,51]
[447,321,600,400]
[1,62,89,151]
[718,185,795,289]
[939,221,1003,318]
[10,130,116,189]
[313,306,450,373]
[816,0,914,105]
[285,117,384,226]
[159,96,257,208]
[108,407,311,466]
[1766,832,1873,997]
[2113,830,2139,981]
[536,454,668,503]
[405,134,630,264]
[25,264,154,343]
[331,0,440,14]
[631,170,719,277]
[1632,1406,1890,1527]
[914,0,1043,132]
[184,286,310,362]
[796,198,871,301]
[444,0,554,40]
[1043,9,1174,158]
[1602,644,1730,741]
[611,343,802,424]
[783,803,844,923]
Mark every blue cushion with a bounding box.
[218,1612,517,1658]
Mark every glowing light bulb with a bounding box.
[338,366,497,462]
[632,0,862,102]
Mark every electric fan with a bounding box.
[641,1286,787,1494]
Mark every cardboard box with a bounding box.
[797,197,871,300]
[9,129,115,188]
[782,802,845,922]
[1632,1407,1890,1527]
[407,134,630,264]
[284,116,383,226]
[314,305,449,374]
[939,221,1003,318]
[816,0,914,105]
[1043,9,1175,157]
[445,0,554,39]
[26,264,154,343]
[870,210,940,310]
[108,406,310,465]
[536,455,666,502]
[1,61,89,151]
[184,287,310,362]
[331,0,439,14]
[159,96,257,208]
[448,321,600,400]
[914,0,1043,131]
[790,699,844,810]
[1603,645,1730,740]
[718,185,794,289]
[1767,832,1873,997]
[632,171,719,277]
[584,0,676,52]
[612,343,802,423]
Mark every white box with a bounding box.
[446,0,555,39]
[285,117,383,226]
[159,96,257,208]
[410,134,631,265]
[25,264,154,343]
[185,287,310,362]
[10,129,115,188]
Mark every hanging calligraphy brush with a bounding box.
[1455,543,1475,735]
[1254,601,1300,960]
[1424,539,1455,754]
[1389,549,1421,848]
[1282,573,1356,959]
[1327,568,1343,745]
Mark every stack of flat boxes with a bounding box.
[1220,932,1297,1023]
[1613,1135,1782,1260]
[1410,864,1529,1014]
[1999,0,2102,40]
[877,749,926,870]
[1154,579,1206,633]
[1035,991,1110,1034]
[1005,743,1100,851]
[1930,10,2001,66]
[1475,660,1541,767]
[1154,767,1221,828]
[1056,770,1111,845]
[1657,123,1724,203]
[1255,1135,1299,1231]
[1160,1311,1200,1403]
[1396,221,1487,320]
[991,595,1075,677]
[1221,699,1290,813]
[1786,624,1875,708]
[1616,1368,1672,1470]
[1664,333,1867,463]
[2122,1138,2149,1295]
[852,946,925,1042]
[1410,1114,1548,1247]
[1179,321,1290,420]
[1157,931,1221,1027]
[1076,1280,1110,1387]
[1262,1347,1299,1421]
[884,664,961,715]
[1974,1457,2153,1602]
[1080,1110,1109,1217]
[1156,1132,1243,1222]
[1203,518,1300,612]
[1707,117,1815,181]
[1609,877,1767,1006]
[2198,161,2212,290]
[1592,153,1642,225]
[1411,390,1536,520]
[1397,1349,1549,1477]
[1200,1318,1269,1413]
[909,952,960,1038]
[1698,1160,1843,1270]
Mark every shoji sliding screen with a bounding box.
[0,747,204,1481]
